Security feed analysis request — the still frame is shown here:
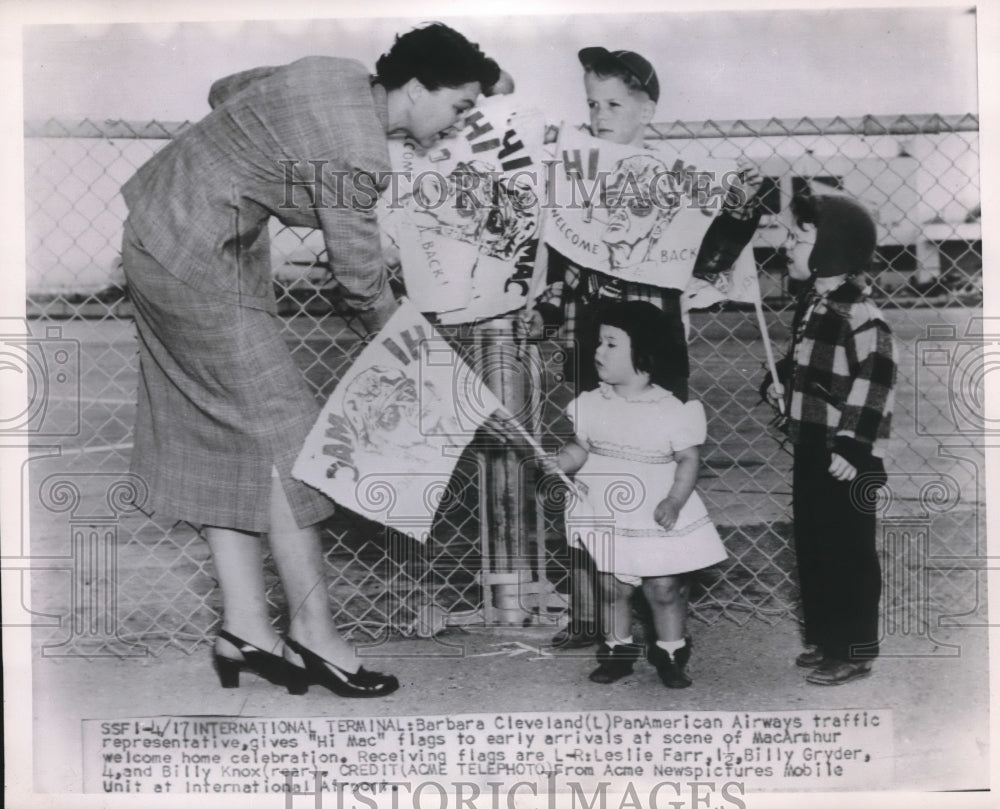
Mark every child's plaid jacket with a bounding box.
[784,278,897,466]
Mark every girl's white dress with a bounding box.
[565,383,727,579]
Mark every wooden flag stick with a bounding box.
[754,295,785,415]
[492,408,579,492]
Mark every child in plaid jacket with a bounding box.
[766,191,897,686]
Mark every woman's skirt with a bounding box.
[122,220,335,532]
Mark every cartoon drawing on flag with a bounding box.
[545,125,741,292]
[406,159,540,264]
[292,299,506,541]
[602,153,683,271]
[378,95,548,323]
[341,366,448,466]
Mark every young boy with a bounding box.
[766,191,897,685]
[533,47,762,651]
[531,47,762,396]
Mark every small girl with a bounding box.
[542,300,726,688]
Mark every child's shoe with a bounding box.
[648,637,693,689]
[795,644,826,668]
[588,642,643,684]
[805,658,872,686]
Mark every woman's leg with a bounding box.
[205,526,284,658]
[267,477,360,672]
[643,575,689,643]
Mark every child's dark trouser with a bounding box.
[792,445,882,662]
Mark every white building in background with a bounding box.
[24,124,981,299]
[746,127,981,294]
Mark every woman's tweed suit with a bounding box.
[121,57,395,531]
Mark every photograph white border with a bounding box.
[2,1,997,807]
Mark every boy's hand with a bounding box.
[829,453,858,482]
[725,157,764,218]
[653,498,680,531]
[513,308,545,340]
[735,156,764,198]
[764,380,785,408]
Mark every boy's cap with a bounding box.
[578,47,659,103]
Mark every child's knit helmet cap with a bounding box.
[790,190,877,277]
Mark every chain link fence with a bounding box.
[22,114,984,656]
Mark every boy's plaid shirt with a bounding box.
[535,253,678,340]
[785,278,897,461]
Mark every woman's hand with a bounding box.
[654,498,681,531]
[359,292,400,334]
[382,240,401,272]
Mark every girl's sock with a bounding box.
[606,635,634,648]
[655,638,686,655]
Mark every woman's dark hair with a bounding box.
[375,23,500,91]
[596,300,676,388]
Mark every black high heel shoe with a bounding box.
[213,630,308,695]
[285,638,399,698]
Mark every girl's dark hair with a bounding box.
[375,23,500,91]
[596,300,676,388]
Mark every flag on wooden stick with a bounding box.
[293,299,506,541]
[378,95,548,323]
